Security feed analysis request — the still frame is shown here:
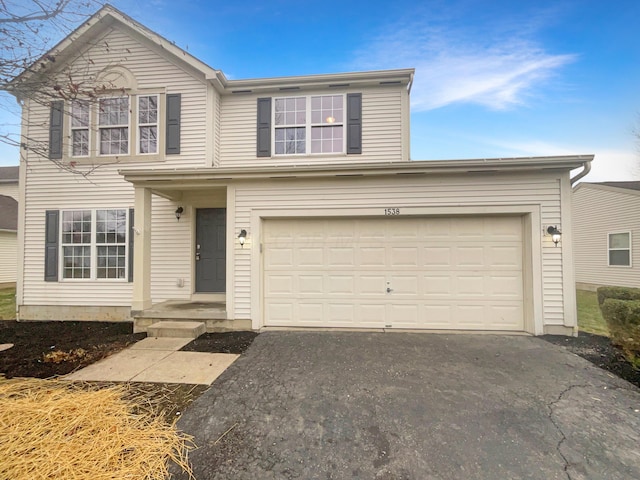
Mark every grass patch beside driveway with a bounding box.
[576,289,609,337]
[0,286,16,320]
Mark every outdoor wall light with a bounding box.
[238,229,247,247]
[175,206,184,221]
[547,225,562,247]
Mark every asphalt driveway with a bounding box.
[176,332,640,480]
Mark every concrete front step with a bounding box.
[146,321,206,339]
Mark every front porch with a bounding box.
[133,300,250,333]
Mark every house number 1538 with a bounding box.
[384,208,400,216]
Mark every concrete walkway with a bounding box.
[65,337,238,385]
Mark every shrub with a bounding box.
[597,286,640,306]
[600,298,640,368]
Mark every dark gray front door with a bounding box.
[196,208,226,293]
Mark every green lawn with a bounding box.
[0,286,16,320]
[576,289,609,337]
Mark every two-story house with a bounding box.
[9,5,592,336]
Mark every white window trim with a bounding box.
[272,94,346,156]
[59,209,129,281]
[98,96,131,157]
[607,231,632,268]
[136,94,160,155]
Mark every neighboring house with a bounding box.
[7,5,593,336]
[0,166,19,284]
[573,182,640,291]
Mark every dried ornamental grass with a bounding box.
[0,377,195,480]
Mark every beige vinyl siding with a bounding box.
[55,27,209,168]
[232,173,565,327]
[20,26,210,308]
[0,231,17,283]
[21,161,193,305]
[573,185,640,288]
[218,86,406,167]
[0,183,19,200]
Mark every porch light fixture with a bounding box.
[238,229,247,247]
[175,206,184,221]
[547,226,561,246]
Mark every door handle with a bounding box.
[195,253,200,261]
[386,287,393,293]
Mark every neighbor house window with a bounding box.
[274,95,344,155]
[608,232,631,266]
[61,209,128,280]
[99,97,129,155]
[71,101,89,157]
[138,95,158,154]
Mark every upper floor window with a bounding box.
[71,101,90,157]
[274,95,344,155]
[138,95,158,154]
[608,232,631,267]
[65,93,178,159]
[99,97,129,155]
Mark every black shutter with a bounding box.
[44,210,59,282]
[49,101,64,160]
[256,97,271,157]
[128,208,134,282]
[346,93,362,154]
[166,94,181,154]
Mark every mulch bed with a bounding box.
[542,332,640,389]
[1,320,637,396]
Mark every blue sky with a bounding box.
[1,0,639,182]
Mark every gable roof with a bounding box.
[593,181,640,191]
[7,4,220,93]
[573,181,640,197]
[6,4,414,97]
[0,166,19,184]
[0,195,18,231]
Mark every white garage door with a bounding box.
[263,216,524,331]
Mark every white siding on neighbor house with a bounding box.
[232,173,566,328]
[20,26,211,308]
[0,231,17,283]
[218,86,406,167]
[573,185,640,288]
[0,183,19,200]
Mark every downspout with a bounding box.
[570,159,592,185]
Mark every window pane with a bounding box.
[72,130,89,156]
[610,233,630,249]
[71,101,89,127]
[100,128,129,155]
[62,245,91,279]
[99,98,129,126]
[610,250,630,266]
[139,126,158,154]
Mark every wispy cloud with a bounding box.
[352,11,576,111]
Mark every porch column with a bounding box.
[132,186,152,311]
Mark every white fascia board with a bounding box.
[120,154,594,185]
[216,69,416,95]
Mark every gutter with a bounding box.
[569,159,592,185]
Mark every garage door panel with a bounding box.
[358,275,387,295]
[359,247,386,266]
[297,247,324,267]
[390,246,419,266]
[424,247,452,266]
[328,247,356,266]
[263,216,524,331]
[299,275,323,294]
